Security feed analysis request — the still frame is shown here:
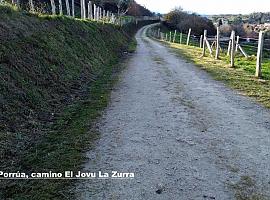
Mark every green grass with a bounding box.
[6,57,122,199]
[128,37,138,53]
[0,4,153,199]
[158,40,270,109]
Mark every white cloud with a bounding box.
[136,0,270,14]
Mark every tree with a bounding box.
[164,8,216,35]
[127,2,153,16]
[116,0,133,16]
[218,19,223,27]
[232,15,243,25]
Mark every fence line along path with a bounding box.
[151,27,268,79]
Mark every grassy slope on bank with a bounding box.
[0,5,155,199]
[156,39,270,109]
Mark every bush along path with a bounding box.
[0,5,158,199]
[76,24,270,199]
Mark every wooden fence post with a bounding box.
[81,0,86,19]
[173,30,177,43]
[99,7,102,20]
[202,30,207,57]
[187,28,191,45]
[158,28,161,39]
[59,0,62,15]
[180,32,182,44]
[99,8,102,21]
[256,31,264,78]
[200,35,203,48]
[93,4,96,20]
[97,7,99,21]
[227,31,233,56]
[169,32,172,42]
[227,40,232,56]
[235,36,240,52]
[72,0,74,17]
[110,12,113,23]
[206,39,213,56]
[50,0,56,15]
[96,7,99,21]
[65,0,71,16]
[96,6,99,21]
[103,9,106,19]
[106,11,110,22]
[88,1,92,19]
[166,33,168,41]
[215,27,220,59]
[238,45,248,58]
[230,30,236,67]
[111,14,115,24]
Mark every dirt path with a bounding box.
[76,25,270,200]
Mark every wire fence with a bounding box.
[150,27,270,79]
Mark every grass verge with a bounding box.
[0,4,152,199]
[160,41,270,108]
[4,57,124,199]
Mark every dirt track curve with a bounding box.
[76,25,270,200]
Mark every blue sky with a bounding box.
[136,0,270,15]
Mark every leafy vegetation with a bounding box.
[85,0,153,16]
[163,8,216,35]
[6,0,154,17]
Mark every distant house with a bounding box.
[253,23,270,32]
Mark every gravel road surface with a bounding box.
[76,25,270,200]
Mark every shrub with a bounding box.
[164,8,216,35]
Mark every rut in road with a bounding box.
[76,25,270,200]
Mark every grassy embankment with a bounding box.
[0,4,154,199]
[152,26,270,109]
